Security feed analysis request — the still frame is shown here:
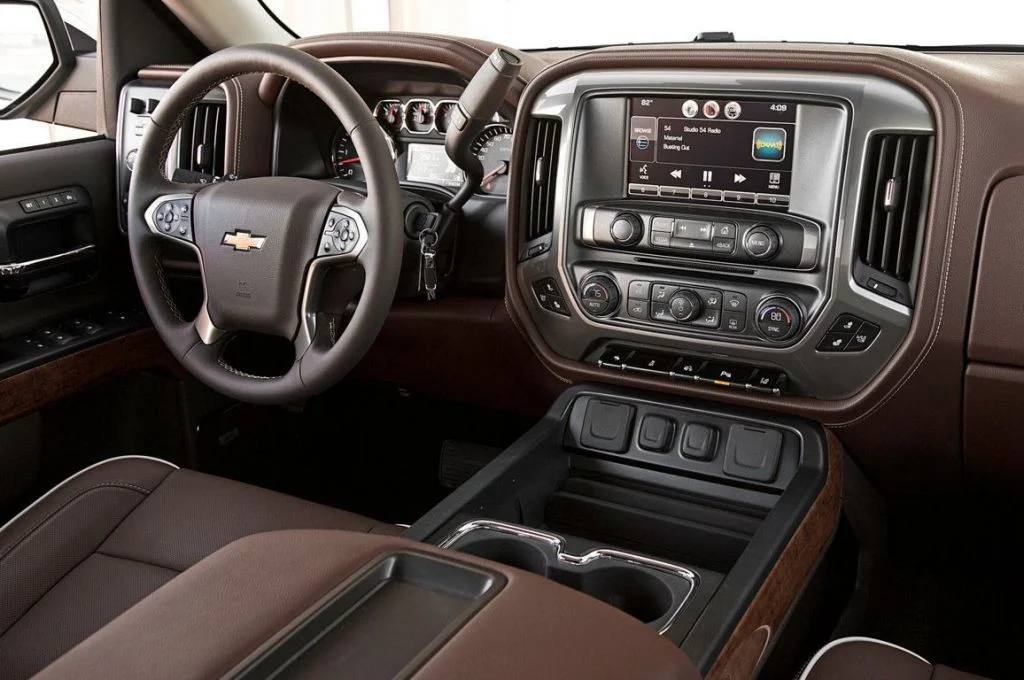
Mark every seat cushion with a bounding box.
[0,457,399,680]
[802,637,990,680]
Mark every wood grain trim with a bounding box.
[706,430,844,680]
[0,329,180,427]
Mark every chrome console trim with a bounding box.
[439,518,699,635]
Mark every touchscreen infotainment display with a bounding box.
[627,97,796,205]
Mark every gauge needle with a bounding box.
[335,157,361,166]
[480,161,508,185]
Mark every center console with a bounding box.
[407,385,840,674]
[514,70,934,400]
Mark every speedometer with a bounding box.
[472,124,513,195]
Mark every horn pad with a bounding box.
[193,177,338,338]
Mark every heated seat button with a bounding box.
[532,278,560,297]
[638,415,675,453]
[846,323,880,351]
[680,423,718,461]
[817,332,852,352]
[829,314,862,334]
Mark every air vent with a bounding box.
[522,118,562,246]
[178,102,226,177]
[854,133,931,303]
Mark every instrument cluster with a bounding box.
[330,96,512,196]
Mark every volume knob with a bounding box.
[610,213,643,247]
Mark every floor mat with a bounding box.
[195,380,536,525]
[859,494,1024,679]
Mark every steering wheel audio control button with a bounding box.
[318,208,366,259]
[146,196,195,243]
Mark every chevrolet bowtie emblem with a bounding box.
[222,230,266,252]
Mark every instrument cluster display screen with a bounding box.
[627,96,797,204]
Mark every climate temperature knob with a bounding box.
[609,213,643,247]
[755,296,802,342]
[743,225,781,260]
[579,273,620,317]
[668,290,702,322]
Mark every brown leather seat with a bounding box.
[801,638,990,680]
[0,456,400,680]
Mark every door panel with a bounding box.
[0,138,146,375]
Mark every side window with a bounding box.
[0,0,98,153]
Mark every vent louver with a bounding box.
[522,118,562,244]
[178,102,226,177]
[855,133,930,301]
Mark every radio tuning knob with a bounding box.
[610,213,643,247]
[743,225,781,260]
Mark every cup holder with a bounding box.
[551,566,674,624]
[441,520,697,634]
[456,536,549,576]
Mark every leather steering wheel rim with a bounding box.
[127,44,403,404]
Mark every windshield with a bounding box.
[262,0,1022,49]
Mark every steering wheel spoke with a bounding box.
[194,302,227,345]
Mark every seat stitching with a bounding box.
[0,473,177,639]
[93,550,182,575]
[0,483,153,565]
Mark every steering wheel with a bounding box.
[127,44,402,405]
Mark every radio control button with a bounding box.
[712,238,735,253]
[673,219,712,240]
[660,186,690,198]
[651,231,671,247]
[671,238,713,252]
[757,193,790,207]
[723,190,756,204]
[712,222,737,239]
[628,280,651,300]
[651,216,674,232]
[628,183,659,197]
[743,226,781,260]
[691,188,723,201]
[610,213,643,246]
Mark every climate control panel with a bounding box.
[580,205,820,269]
[572,270,810,346]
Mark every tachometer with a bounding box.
[472,124,513,195]
[374,99,403,134]
[331,128,360,179]
[404,99,435,133]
